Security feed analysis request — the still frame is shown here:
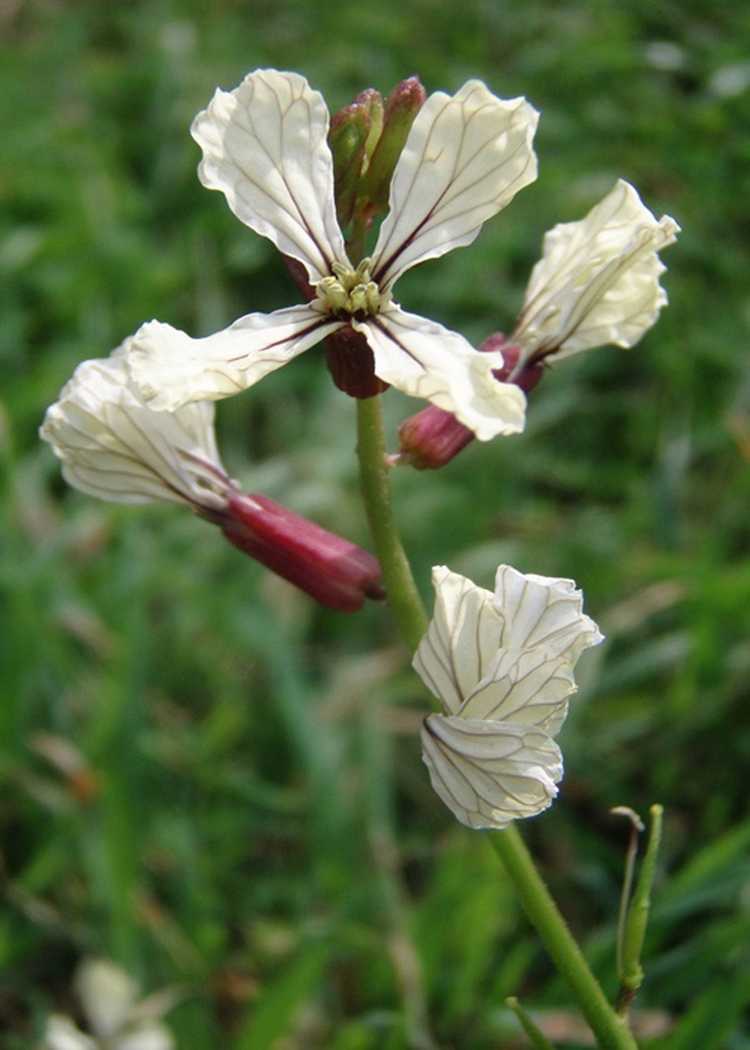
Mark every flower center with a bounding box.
[314,258,387,318]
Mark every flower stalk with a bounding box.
[355,394,638,1049]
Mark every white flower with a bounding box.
[43,959,175,1050]
[126,69,539,440]
[40,341,232,512]
[414,565,603,830]
[513,179,680,364]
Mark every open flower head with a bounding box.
[414,565,602,829]
[127,69,540,440]
[43,959,175,1050]
[513,179,680,363]
[40,343,232,511]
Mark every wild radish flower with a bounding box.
[126,69,539,440]
[397,180,680,468]
[414,565,602,829]
[40,348,383,612]
[43,958,175,1050]
[512,179,680,368]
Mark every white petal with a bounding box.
[40,348,230,509]
[76,959,138,1038]
[43,1016,97,1050]
[191,69,348,283]
[126,305,340,412]
[421,716,561,830]
[356,306,526,441]
[413,566,504,714]
[493,565,604,664]
[116,1024,175,1050]
[371,80,538,290]
[460,646,576,736]
[515,179,680,359]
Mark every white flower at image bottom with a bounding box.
[414,565,603,829]
[125,68,539,440]
[43,959,175,1050]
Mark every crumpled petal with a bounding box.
[356,305,526,441]
[40,348,230,509]
[192,69,348,283]
[116,1024,175,1050]
[371,80,539,291]
[493,565,604,663]
[421,715,562,829]
[126,305,340,412]
[514,179,680,359]
[76,959,139,1039]
[43,1016,97,1050]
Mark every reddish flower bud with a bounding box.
[396,334,544,470]
[221,491,384,613]
[324,324,389,399]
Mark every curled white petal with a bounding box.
[413,566,504,714]
[459,647,576,736]
[76,959,138,1039]
[356,305,526,441]
[40,348,231,509]
[191,69,348,283]
[421,716,561,830]
[116,1024,175,1050]
[493,565,604,663]
[126,305,339,412]
[371,80,539,290]
[515,179,680,359]
[43,1016,97,1050]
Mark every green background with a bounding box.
[2,1,749,1046]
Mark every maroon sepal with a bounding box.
[324,325,389,399]
[221,491,384,613]
[397,334,544,470]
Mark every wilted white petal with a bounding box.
[191,69,348,283]
[371,80,539,290]
[126,305,340,412]
[413,566,504,714]
[40,349,230,510]
[356,306,526,441]
[460,646,576,736]
[76,959,139,1039]
[515,179,680,360]
[116,1023,175,1050]
[421,716,561,829]
[493,565,604,663]
[43,1016,97,1050]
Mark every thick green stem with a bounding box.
[356,395,428,652]
[491,827,638,1050]
[355,396,637,1049]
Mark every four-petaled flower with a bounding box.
[126,69,539,440]
[414,565,603,829]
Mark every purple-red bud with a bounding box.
[324,325,389,399]
[397,334,544,470]
[358,76,427,218]
[221,491,384,613]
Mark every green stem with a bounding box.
[356,395,428,652]
[355,395,637,1049]
[491,828,638,1050]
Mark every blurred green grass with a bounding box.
[2,1,750,1047]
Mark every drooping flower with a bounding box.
[126,69,539,440]
[395,179,680,468]
[414,565,603,829]
[43,958,175,1050]
[512,178,680,366]
[40,348,383,612]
